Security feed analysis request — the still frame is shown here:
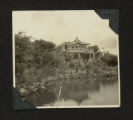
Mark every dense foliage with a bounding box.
[15,32,56,87]
[101,52,118,66]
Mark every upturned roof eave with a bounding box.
[66,42,89,46]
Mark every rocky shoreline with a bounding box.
[18,66,118,98]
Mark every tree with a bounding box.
[101,52,118,66]
[15,32,33,82]
[15,32,57,88]
[93,45,99,53]
[32,39,56,68]
[33,39,55,50]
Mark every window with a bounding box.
[73,53,78,59]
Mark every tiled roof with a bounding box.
[67,37,89,45]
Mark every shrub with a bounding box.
[101,52,118,66]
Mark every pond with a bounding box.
[24,76,119,107]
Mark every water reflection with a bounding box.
[24,76,119,106]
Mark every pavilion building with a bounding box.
[61,37,96,66]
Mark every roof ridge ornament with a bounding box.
[74,36,80,43]
[68,36,90,45]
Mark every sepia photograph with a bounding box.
[12,10,120,109]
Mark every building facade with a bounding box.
[61,37,96,66]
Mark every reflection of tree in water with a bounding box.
[23,77,118,106]
[100,76,118,87]
[52,77,117,104]
[24,87,56,106]
[49,78,101,104]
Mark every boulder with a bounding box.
[19,88,28,96]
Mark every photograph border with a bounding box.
[12,10,120,109]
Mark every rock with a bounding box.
[59,74,64,79]
[65,74,70,79]
[48,76,55,81]
[32,87,38,92]
[19,88,27,95]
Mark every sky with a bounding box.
[12,10,119,55]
